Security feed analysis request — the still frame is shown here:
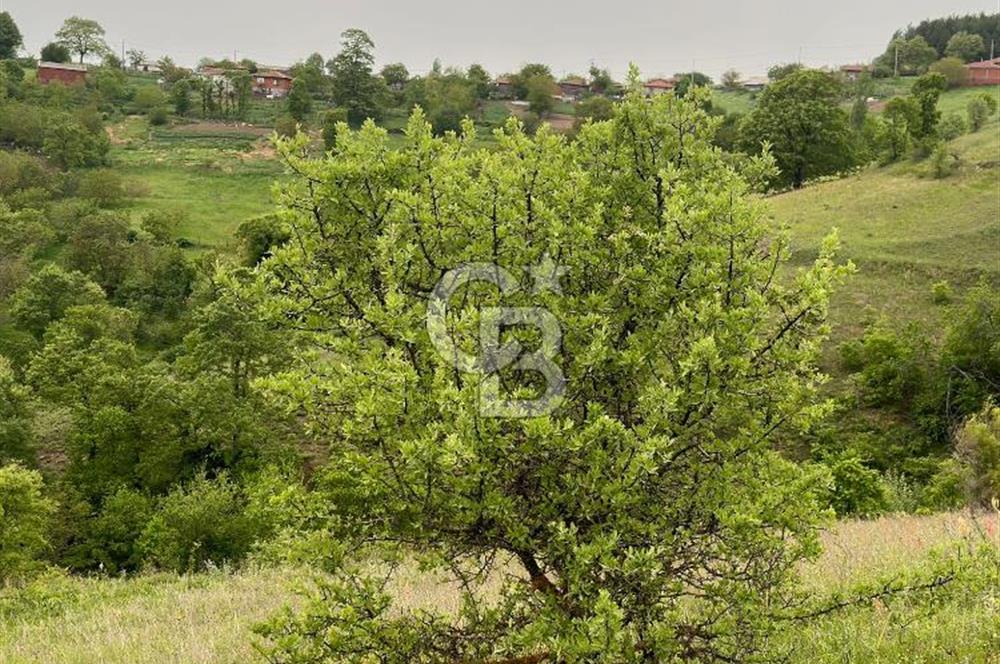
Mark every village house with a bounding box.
[137,61,161,74]
[253,69,293,97]
[557,76,589,101]
[492,75,515,99]
[741,76,768,92]
[643,77,677,97]
[840,64,872,81]
[37,61,88,86]
[965,58,1000,86]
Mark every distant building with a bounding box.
[840,64,872,81]
[493,75,515,99]
[643,77,676,96]
[137,61,161,74]
[965,58,1000,86]
[558,76,589,101]
[253,70,293,97]
[37,61,88,86]
[741,76,768,92]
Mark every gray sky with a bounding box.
[7,0,998,79]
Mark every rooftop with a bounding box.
[38,61,88,72]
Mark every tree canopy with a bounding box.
[0,11,23,60]
[740,69,856,188]
[255,71,850,662]
[55,16,109,64]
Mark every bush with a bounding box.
[953,405,1000,507]
[133,85,166,113]
[86,487,154,574]
[824,454,889,517]
[0,102,46,147]
[75,169,127,208]
[138,474,257,573]
[938,113,967,141]
[930,145,959,178]
[9,264,105,338]
[320,108,348,151]
[0,464,55,581]
[840,324,928,407]
[236,214,290,266]
[931,280,953,304]
[928,57,967,88]
[42,116,109,169]
[148,106,169,126]
[273,114,298,138]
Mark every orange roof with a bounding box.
[967,58,1000,69]
[257,69,293,79]
[644,77,676,89]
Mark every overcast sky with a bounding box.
[6,0,998,79]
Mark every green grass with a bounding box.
[0,512,993,663]
[106,116,283,251]
[768,110,1000,348]
[712,89,755,115]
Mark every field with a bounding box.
[769,86,1000,350]
[0,511,994,664]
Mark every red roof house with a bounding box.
[558,76,589,100]
[965,58,1000,86]
[253,70,293,97]
[37,61,88,86]
[644,77,677,96]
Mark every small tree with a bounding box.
[525,73,556,115]
[134,85,166,112]
[286,77,312,122]
[126,48,146,70]
[929,57,968,88]
[0,11,23,59]
[673,71,712,97]
[171,78,191,116]
[721,69,742,90]
[588,65,614,94]
[255,73,851,662]
[320,107,348,151]
[945,31,986,62]
[0,464,55,581]
[55,16,108,63]
[967,93,997,132]
[380,62,409,90]
[467,63,491,99]
[40,41,71,63]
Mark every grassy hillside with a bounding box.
[1,511,994,664]
[768,87,1000,348]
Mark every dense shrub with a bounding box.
[840,324,929,407]
[953,405,1000,506]
[138,474,258,573]
[8,264,105,338]
[0,357,33,464]
[85,487,154,574]
[966,93,996,132]
[824,454,890,516]
[75,169,127,208]
[42,116,109,169]
[236,214,291,266]
[0,463,55,581]
[938,113,967,141]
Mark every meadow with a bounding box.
[0,510,994,664]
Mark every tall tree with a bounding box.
[945,31,986,62]
[327,28,384,125]
[255,74,851,662]
[126,48,146,70]
[0,12,23,59]
[55,16,108,64]
[740,69,855,188]
[466,63,491,99]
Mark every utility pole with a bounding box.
[894,44,899,77]
[991,39,995,60]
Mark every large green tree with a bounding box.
[740,69,856,188]
[0,11,23,59]
[945,31,986,62]
[255,73,850,662]
[327,28,384,125]
[55,16,108,63]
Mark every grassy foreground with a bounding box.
[0,511,995,664]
